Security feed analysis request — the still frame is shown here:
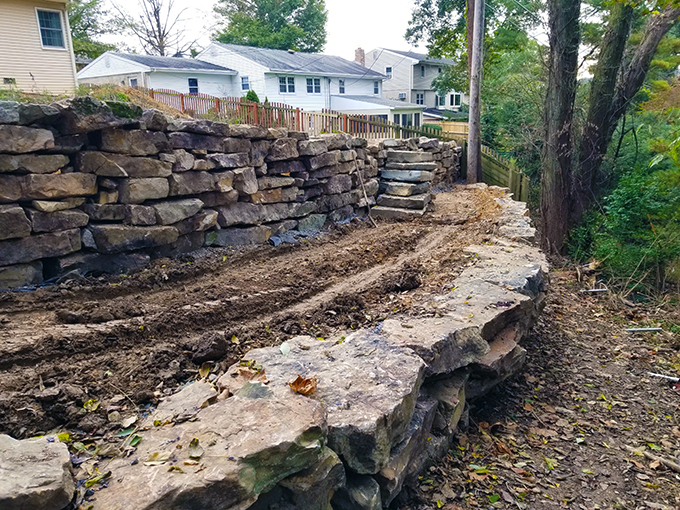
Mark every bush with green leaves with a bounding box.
[245,90,260,103]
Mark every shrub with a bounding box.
[423,123,442,131]
[245,90,260,103]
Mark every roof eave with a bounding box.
[148,67,236,75]
[267,69,385,79]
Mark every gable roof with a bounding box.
[383,49,456,66]
[212,43,385,78]
[109,52,235,72]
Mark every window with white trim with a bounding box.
[188,78,198,94]
[306,77,321,94]
[450,92,461,107]
[339,79,345,94]
[385,67,392,78]
[373,81,379,95]
[414,113,421,126]
[393,114,400,124]
[279,76,295,93]
[241,76,249,91]
[36,9,65,48]
[438,95,445,106]
[416,93,424,105]
[129,78,138,88]
[420,65,425,77]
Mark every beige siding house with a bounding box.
[0,0,78,94]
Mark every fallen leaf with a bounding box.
[649,460,661,470]
[188,438,204,459]
[543,456,558,470]
[121,416,137,428]
[83,399,99,412]
[280,342,291,355]
[289,375,318,395]
[144,452,172,466]
[129,435,142,447]
[198,363,210,379]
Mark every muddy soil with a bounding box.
[0,186,507,439]
[400,269,680,510]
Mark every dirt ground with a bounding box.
[0,186,505,439]
[401,270,680,510]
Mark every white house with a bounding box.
[196,43,423,124]
[77,52,237,96]
[362,48,466,112]
[330,96,425,127]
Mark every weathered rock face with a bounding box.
[267,138,299,162]
[54,96,139,134]
[0,205,31,240]
[88,225,178,253]
[218,332,427,475]
[332,475,382,510]
[100,129,169,156]
[0,434,75,510]
[0,229,81,266]
[153,198,204,225]
[0,261,43,289]
[119,178,169,204]
[0,154,69,174]
[27,209,89,233]
[91,396,327,510]
[0,126,54,154]
[168,172,215,196]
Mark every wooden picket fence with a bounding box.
[143,88,456,142]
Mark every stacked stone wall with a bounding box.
[0,97,459,290]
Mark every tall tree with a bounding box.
[213,0,327,53]
[68,0,116,59]
[540,0,581,254]
[112,0,195,56]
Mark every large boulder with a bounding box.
[212,225,272,246]
[88,225,178,253]
[168,132,225,152]
[0,125,54,154]
[0,435,75,510]
[100,129,169,156]
[20,174,97,201]
[0,205,31,240]
[207,153,251,169]
[90,396,326,510]
[152,198,204,225]
[166,118,230,137]
[266,138,299,162]
[0,229,81,266]
[118,178,169,204]
[53,96,140,134]
[168,172,215,196]
[0,262,43,289]
[218,331,426,474]
[0,154,69,174]
[27,209,89,233]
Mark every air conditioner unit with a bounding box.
[398,93,407,100]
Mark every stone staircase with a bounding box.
[372,149,436,220]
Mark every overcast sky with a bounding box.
[104,0,428,60]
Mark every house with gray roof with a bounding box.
[77,52,237,96]
[197,43,424,121]
[361,48,466,113]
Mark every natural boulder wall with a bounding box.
[320,133,352,150]
[0,229,80,266]
[380,169,434,183]
[0,435,75,510]
[229,124,269,139]
[31,198,85,213]
[118,178,169,204]
[7,173,97,201]
[386,150,434,163]
[0,176,22,203]
[0,154,69,174]
[218,331,427,474]
[306,151,338,171]
[125,205,156,225]
[223,137,252,153]
[168,131,225,152]
[217,202,316,227]
[106,154,172,178]
[250,140,271,167]
[166,118,231,137]
[169,172,215,196]
[91,396,326,510]
[0,126,54,154]
[212,225,272,246]
[53,96,139,134]
[266,138,299,162]
[82,204,127,221]
[332,475,382,510]
[175,209,218,235]
[208,153,251,169]
[88,225,178,253]
[27,209,89,233]
[0,205,31,240]
[297,139,328,156]
[75,152,127,177]
[100,129,169,156]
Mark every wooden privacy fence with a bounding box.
[480,144,530,202]
[427,120,470,140]
[143,88,457,142]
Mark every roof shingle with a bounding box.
[110,52,234,72]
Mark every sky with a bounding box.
[103,0,428,60]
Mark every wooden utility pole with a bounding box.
[467,0,484,183]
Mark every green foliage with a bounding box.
[423,123,443,131]
[68,0,116,59]
[245,89,260,103]
[213,0,327,53]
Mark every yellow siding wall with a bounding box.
[0,0,77,94]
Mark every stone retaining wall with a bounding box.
[0,190,546,510]
[0,97,459,290]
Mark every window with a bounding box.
[129,78,138,88]
[393,114,400,124]
[414,113,420,127]
[241,76,249,91]
[188,78,198,94]
[385,67,392,78]
[451,92,462,107]
[339,79,345,94]
[420,66,425,77]
[438,67,442,74]
[279,76,295,93]
[3,78,16,85]
[36,9,65,48]
[416,93,424,105]
[373,81,379,95]
[306,77,321,94]
[439,95,445,106]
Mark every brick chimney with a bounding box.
[355,48,365,67]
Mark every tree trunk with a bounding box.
[573,6,680,221]
[574,3,634,219]
[467,0,484,183]
[540,0,581,254]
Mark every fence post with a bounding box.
[342,114,348,134]
[149,89,155,100]
[253,103,259,125]
[215,98,220,115]
[296,108,301,131]
[180,93,185,113]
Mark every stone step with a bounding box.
[386,150,434,163]
[377,193,431,209]
[384,161,438,171]
[371,206,427,220]
[380,169,434,183]
[379,181,431,197]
